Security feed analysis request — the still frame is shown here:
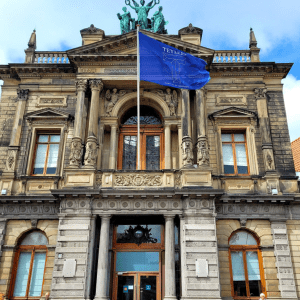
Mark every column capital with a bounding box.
[100,214,112,221]
[17,89,29,101]
[164,214,176,220]
[76,79,88,92]
[90,79,104,92]
[254,87,267,100]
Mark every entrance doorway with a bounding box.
[116,273,160,300]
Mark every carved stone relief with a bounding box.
[197,137,210,167]
[84,137,98,167]
[69,137,83,167]
[114,174,162,186]
[17,89,29,101]
[181,136,194,167]
[153,89,178,116]
[105,89,127,116]
[5,149,18,172]
[254,88,267,100]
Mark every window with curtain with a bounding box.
[10,231,48,299]
[32,133,60,175]
[229,230,265,299]
[221,132,249,175]
[118,106,164,170]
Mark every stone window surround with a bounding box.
[216,125,259,176]
[25,125,67,177]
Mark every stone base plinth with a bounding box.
[181,168,213,187]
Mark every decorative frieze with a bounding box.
[114,174,163,186]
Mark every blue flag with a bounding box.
[139,32,210,90]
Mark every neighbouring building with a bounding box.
[0,5,299,300]
[291,138,300,177]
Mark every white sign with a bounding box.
[62,259,77,278]
[195,259,208,278]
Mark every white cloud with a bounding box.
[282,74,300,142]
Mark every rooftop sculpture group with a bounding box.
[117,0,168,34]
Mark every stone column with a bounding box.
[69,79,87,168]
[181,89,193,168]
[109,124,118,170]
[271,221,297,299]
[164,215,177,300]
[165,124,172,169]
[177,124,183,169]
[4,89,29,174]
[254,88,276,172]
[97,124,105,169]
[84,79,103,168]
[195,89,210,167]
[95,215,111,300]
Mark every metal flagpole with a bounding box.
[137,25,141,170]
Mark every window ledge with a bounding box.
[20,175,61,180]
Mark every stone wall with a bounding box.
[216,219,280,299]
[0,219,58,297]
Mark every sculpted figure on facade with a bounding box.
[125,0,160,29]
[105,89,126,116]
[181,136,194,167]
[156,89,178,116]
[197,138,210,166]
[84,138,98,167]
[117,7,134,33]
[69,138,83,167]
[151,6,168,33]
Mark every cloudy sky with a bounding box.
[0,0,299,140]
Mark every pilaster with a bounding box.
[0,220,7,260]
[271,221,298,299]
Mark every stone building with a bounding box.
[291,137,300,175]
[0,13,299,300]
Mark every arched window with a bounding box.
[229,230,265,299]
[118,106,164,170]
[10,231,48,299]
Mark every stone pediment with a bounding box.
[67,30,214,58]
[25,108,72,122]
[209,107,258,121]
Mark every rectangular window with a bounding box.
[222,132,249,175]
[32,134,60,175]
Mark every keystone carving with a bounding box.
[197,136,210,167]
[69,137,83,167]
[115,174,163,186]
[181,136,194,167]
[105,89,127,116]
[254,88,267,100]
[17,89,29,101]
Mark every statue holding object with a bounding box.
[151,6,168,33]
[117,7,134,34]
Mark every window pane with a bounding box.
[13,252,32,297]
[146,136,160,170]
[236,144,248,174]
[21,232,48,246]
[229,231,257,246]
[234,133,245,142]
[46,144,59,174]
[116,252,159,272]
[29,253,46,296]
[33,144,47,174]
[222,144,234,174]
[50,135,60,143]
[122,136,137,170]
[221,134,232,142]
[117,225,161,243]
[38,135,49,143]
[231,251,245,281]
[247,251,261,296]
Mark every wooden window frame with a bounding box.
[221,131,250,176]
[118,125,165,170]
[228,231,266,300]
[9,245,47,300]
[31,132,61,176]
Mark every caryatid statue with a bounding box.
[117,7,133,34]
[125,0,160,30]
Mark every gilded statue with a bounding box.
[117,7,134,34]
[125,0,160,29]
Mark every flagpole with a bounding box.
[137,24,141,170]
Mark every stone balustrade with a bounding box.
[34,52,69,63]
[213,50,251,63]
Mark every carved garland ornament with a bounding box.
[114,174,162,186]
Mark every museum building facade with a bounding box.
[0,14,299,300]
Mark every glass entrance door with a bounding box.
[116,274,159,300]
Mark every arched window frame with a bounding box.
[9,230,48,300]
[228,229,266,299]
[118,106,165,170]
